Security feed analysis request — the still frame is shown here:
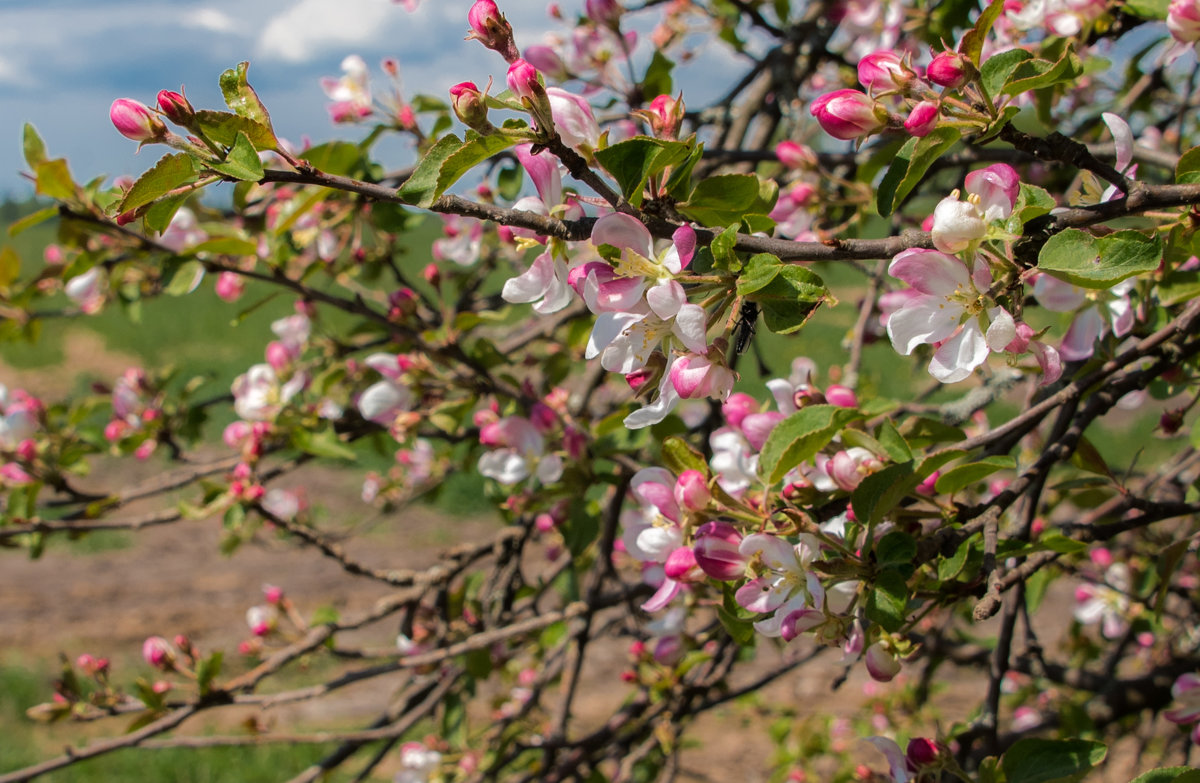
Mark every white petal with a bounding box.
[886,296,962,355]
[929,322,989,383]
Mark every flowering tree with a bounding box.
[5,0,1200,780]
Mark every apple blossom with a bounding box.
[857,50,911,93]
[110,98,167,143]
[320,55,372,123]
[926,50,969,88]
[810,89,887,140]
[1169,0,1200,42]
[155,89,194,127]
[449,81,494,134]
[903,100,938,137]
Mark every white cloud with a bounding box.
[183,7,240,34]
[255,0,397,62]
[0,55,24,87]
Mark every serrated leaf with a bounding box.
[1071,434,1112,477]
[205,132,264,181]
[219,62,274,133]
[876,419,912,463]
[594,137,692,207]
[876,530,917,567]
[144,192,191,234]
[1037,533,1087,554]
[398,134,465,208]
[23,123,47,168]
[866,569,908,632]
[1178,146,1200,185]
[757,405,863,485]
[35,159,75,200]
[291,428,357,461]
[1038,229,1160,289]
[661,435,708,476]
[710,225,740,271]
[1001,738,1106,783]
[876,127,961,216]
[300,141,365,177]
[118,153,197,213]
[935,456,1016,495]
[938,538,972,581]
[1015,182,1057,226]
[193,110,276,151]
[435,132,520,201]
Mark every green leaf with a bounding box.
[193,110,276,151]
[144,192,191,234]
[205,132,264,181]
[709,225,740,271]
[664,141,703,201]
[852,462,917,528]
[1071,434,1112,477]
[196,651,223,697]
[398,134,465,208]
[1124,0,1168,20]
[1128,770,1200,783]
[661,435,708,477]
[291,427,357,461]
[717,603,756,644]
[876,127,961,216]
[938,538,972,581]
[757,405,863,486]
[876,419,912,463]
[1002,47,1082,96]
[190,237,258,256]
[736,253,828,334]
[959,0,1007,65]
[0,246,19,290]
[678,173,777,227]
[1014,182,1057,226]
[563,502,599,557]
[641,50,675,102]
[876,531,917,568]
[1037,533,1088,554]
[22,123,47,168]
[7,206,57,238]
[1177,146,1200,185]
[594,137,692,207]
[1038,229,1161,289]
[866,569,908,632]
[219,62,274,133]
[163,260,204,296]
[118,154,197,213]
[300,141,365,177]
[35,159,75,200]
[981,49,1034,97]
[434,132,520,202]
[934,456,1016,495]
[1001,738,1106,783]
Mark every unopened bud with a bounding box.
[449,81,495,134]
[926,50,970,89]
[466,0,520,62]
[156,89,195,126]
[111,99,167,143]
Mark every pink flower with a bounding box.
[586,0,623,28]
[1169,0,1200,42]
[449,81,493,133]
[64,268,106,314]
[669,350,735,400]
[467,0,519,62]
[506,59,542,105]
[320,55,372,123]
[673,470,711,512]
[964,163,1020,222]
[1165,673,1200,724]
[810,89,886,140]
[156,89,194,126]
[214,271,244,302]
[775,140,817,169]
[926,50,969,88]
[110,99,167,143]
[857,50,910,93]
[692,521,746,580]
[546,87,601,151]
[142,636,176,669]
[865,641,901,681]
[903,101,938,137]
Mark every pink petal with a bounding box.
[888,249,969,295]
[591,212,654,258]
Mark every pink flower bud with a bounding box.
[722,392,758,429]
[156,89,195,126]
[142,636,176,669]
[857,51,910,93]
[810,89,886,141]
[135,440,157,460]
[449,81,494,134]
[467,0,520,62]
[741,411,784,452]
[263,584,284,604]
[663,546,700,581]
[903,101,939,137]
[906,738,941,768]
[586,0,623,28]
[824,384,858,408]
[15,439,36,462]
[926,50,970,88]
[640,93,685,140]
[864,641,901,682]
[223,421,253,449]
[1170,0,1200,41]
[506,59,542,104]
[693,521,747,581]
[214,271,244,302]
[110,98,167,143]
[265,341,291,371]
[674,470,711,512]
[775,140,817,169]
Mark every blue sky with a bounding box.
[0,0,743,199]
